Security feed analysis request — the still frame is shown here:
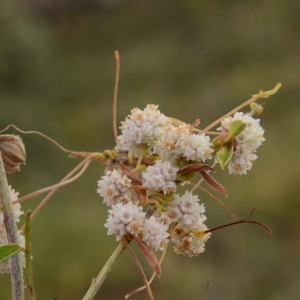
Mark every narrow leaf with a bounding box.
[178,164,214,175]
[0,244,22,263]
[177,164,214,182]
[134,236,161,278]
[120,163,142,185]
[217,141,234,169]
[122,238,155,300]
[199,170,227,196]
[120,163,147,204]
[140,158,156,166]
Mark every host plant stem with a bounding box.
[82,241,126,300]
[0,152,24,300]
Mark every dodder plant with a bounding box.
[0,52,281,300]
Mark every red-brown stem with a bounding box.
[189,182,256,221]
[122,238,154,300]
[204,220,272,234]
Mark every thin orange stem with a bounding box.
[113,51,120,144]
[14,156,92,204]
[199,83,281,134]
[0,124,75,154]
[20,156,93,232]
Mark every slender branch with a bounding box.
[14,158,92,204]
[0,152,24,300]
[199,83,282,134]
[189,181,256,221]
[204,220,272,234]
[82,241,126,300]
[113,51,120,144]
[0,124,75,154]
[20,156,92,232]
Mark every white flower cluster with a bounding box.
[97,162,174,250]
[117,104,171,157]
[172,223,211,257]
[98,104,267,256]
[220,112,265,175]
[0,186,25,273]
[142,160,178,194]
[97,170,132,206]
[104,202,169,250]
[142,216,169,251]
[117,105,214,164]
[167,191,210,256]
[167,191,206,227]
[98,105,215,254]
[104,202,145,240]
[156,124,214,163]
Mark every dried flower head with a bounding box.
[0,134,26,173]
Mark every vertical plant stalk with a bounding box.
[82,241,126,300]
[24,210,36,300]
[0,152,24,300]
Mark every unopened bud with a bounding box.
[250,102,264,115]
[0,134,26,173]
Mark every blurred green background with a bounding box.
[1,1,299,299]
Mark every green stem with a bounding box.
[25,211,36,300]
[0,152,24,300]
[82,241,126,300]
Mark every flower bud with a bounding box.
[0,134,26,173]
[250,102,264,115]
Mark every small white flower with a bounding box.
[167,191,206,227]
[142,160,178,194]
[104,202,145,240]
[97,170,132,206]
[172,223,211,257]
[142,216,169,251]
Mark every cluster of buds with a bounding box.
[97,104,266,256]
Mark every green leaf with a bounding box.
[0,244,22,263]
[227,120,246,140]
[217,141,234,169]
[212,120,246,147]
